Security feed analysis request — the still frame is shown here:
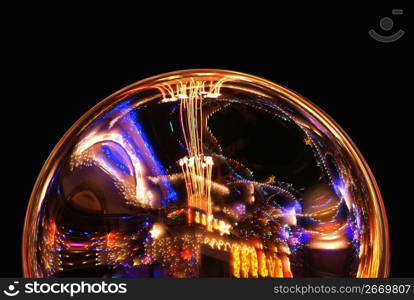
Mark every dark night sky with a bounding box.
[3,4,411,277]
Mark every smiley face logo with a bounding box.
[3,281,20,297]
[369,9,404,43]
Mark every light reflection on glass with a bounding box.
[23,70,389,278]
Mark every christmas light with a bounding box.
[150,223,165,239]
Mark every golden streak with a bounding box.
[159,79,225,230]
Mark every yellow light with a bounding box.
[258,250,268,277]
[275,257,284,278]
[266,256,277,277]
[133,258,141,266]
[207,214,213,232]
[194,211,200,224]
[213,218,219,230]
[231,245,241,278]
[250,249,258,278]
[241,246,250,278]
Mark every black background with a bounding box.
[3,4,411,277]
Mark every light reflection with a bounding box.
[23,70,388,278]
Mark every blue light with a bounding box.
[101,145,131,176]
[299,232,311,243]
[91,99,178,206]
[345,225,354,239]
[126,110,177,206]
[91,99,133,127]
[153,267,163,278]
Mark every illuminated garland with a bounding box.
[145,234,203,277]
[231,246,241,278]
[250,247,259,277]
[257,250,268,277]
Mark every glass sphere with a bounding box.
[23,70,389,278]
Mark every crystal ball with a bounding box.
[23,70,389,277]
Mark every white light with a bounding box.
[218,220,231,235]
[149,223,164,239]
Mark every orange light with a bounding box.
[231,246,241,278]
[250,249,258,277]
[266,256,277,277]
[257,250,268,277]
[241,246,250,278]
[275,257,284,278]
